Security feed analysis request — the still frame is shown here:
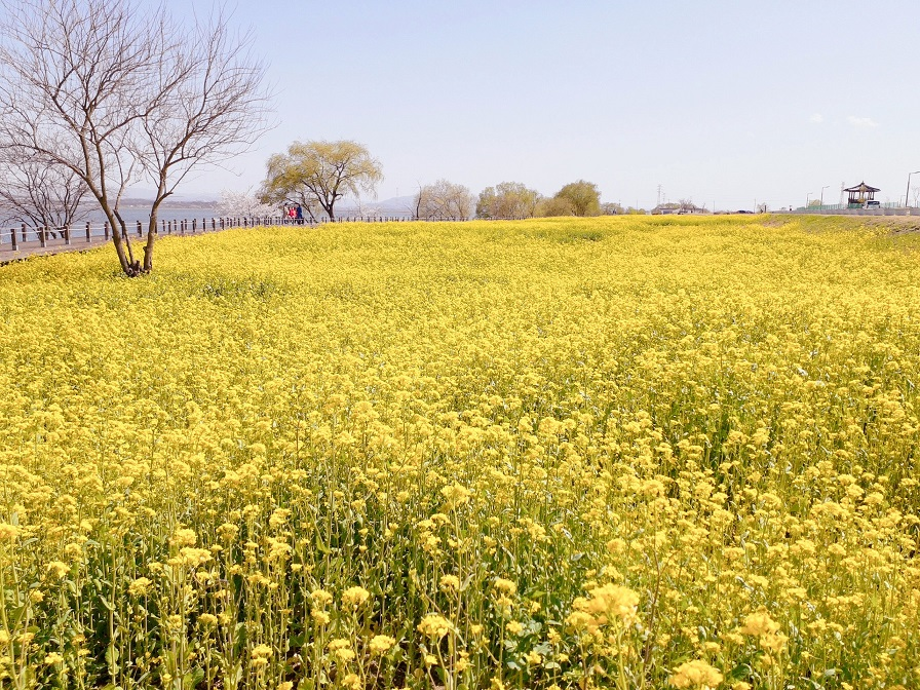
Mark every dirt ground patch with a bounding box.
[766,214,920,235]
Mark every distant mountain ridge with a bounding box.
[111,194,417,214]
[337,195,417,214]
[118,198,217,209]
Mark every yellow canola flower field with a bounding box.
[0,215,919,690]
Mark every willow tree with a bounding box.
[554,180,602,217]
[260,141,383,222]
[0,0,269,276]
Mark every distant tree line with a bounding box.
[257,140,633,222]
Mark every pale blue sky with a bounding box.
[163,0,920,210]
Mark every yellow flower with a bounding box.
[583,583,640,623]
[311,589,334,607]
[269,508,291,528]
[440,483,472,509]
[335,648,355,662]
[737,611,780,637]
[46,561,69,579]
[179,547,212,566]
[342,586,370,609]
[170,528,197,548]
[368,634,396,654]
[251,644,272,659]
[0,523,19,542]
[669,659,724,689]
[565,610,595,631]
[492,578,517,596]
[439,575,461,592]
[418,614,453,639]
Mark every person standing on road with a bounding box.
[295,204,304,225]
[288,206,296,223]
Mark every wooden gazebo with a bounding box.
[844,182,879,208]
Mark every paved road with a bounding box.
[0,235,113,264]
[0,227,218,264]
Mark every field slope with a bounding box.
[0,215,918,689]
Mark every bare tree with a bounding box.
[0,0,269,276]
[415,179,475,220]
[0,150,88,235]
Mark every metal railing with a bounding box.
[0,214,471,256]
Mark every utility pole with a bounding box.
[657,184,663,207]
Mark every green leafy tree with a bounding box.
[554,180,602,216]
[260,140,383,221]
[535,196,574,217]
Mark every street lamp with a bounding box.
[906,171,920,209]
[806,192,813,210]
[820,185,830,208]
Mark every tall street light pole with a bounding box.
[906,170,920,208]
[820,185,829,207]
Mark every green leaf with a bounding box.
[184,667,205,688]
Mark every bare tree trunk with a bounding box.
[145,205,160,273]
[95,196,135,274]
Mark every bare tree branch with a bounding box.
[0,148,89,233]
[415,179,475,221]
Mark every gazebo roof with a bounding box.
[844,181,880,193]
